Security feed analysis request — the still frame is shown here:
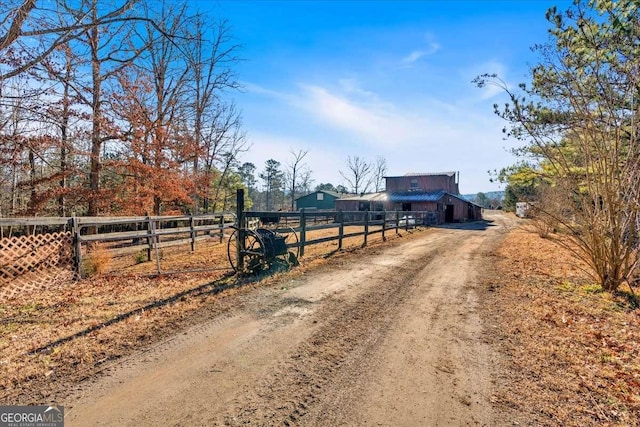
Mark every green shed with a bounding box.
[295,190,342,210]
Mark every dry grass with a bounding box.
[100,224,393,275]
[0,222,419,405]
[82,243,113,276]
[483,223,640,426]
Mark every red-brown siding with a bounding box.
[385,174,459,194]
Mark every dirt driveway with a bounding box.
[65,212,513,426]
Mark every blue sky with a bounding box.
[202,0,572,194]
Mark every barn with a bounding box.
[387,190,482,223]
[295,190,343,210]
[334,192,387,212]
[384,172,482,223]
[331,172,482,224]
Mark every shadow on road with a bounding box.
[432,219,496,232]
[26,261,299,356]
[26,272,241,356]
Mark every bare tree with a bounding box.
[372,155,387,192]
[297,167,314,197]
[0,0,144,81]
[0,69,73,216]
[140,1,192,215]
[285,148,309,210]
[54,44,74,216]
[339,155,372,194]
[209,124,249,213]
[185,17,242,212]
[0,0,246,217]
[36,42,80,216]
[59,0,148,216]
[0,81,29,214]
[0,1,147,216]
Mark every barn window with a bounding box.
[410,178,419,190]
[317,193,324,200]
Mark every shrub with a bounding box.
[134,250,147,264]
[82,243,112,277]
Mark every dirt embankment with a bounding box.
[64,213,513,426]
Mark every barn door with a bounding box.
[445,204,455,222]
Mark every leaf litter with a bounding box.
[482,224,639,426]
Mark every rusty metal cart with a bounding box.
[227,224,299,274]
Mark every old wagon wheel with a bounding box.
[275,226,300,266]
[227,229,267,273]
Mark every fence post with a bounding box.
[145,213,152,261]
[299,208,306,257]
[149,216,161,274]
[236,189,245,272]
[338,210,344,250]
[71,216,82,278]
[395,210,400,234]
[363,211,369,247]
[218,213,224,243]
[382,210,386,241]
[190,215,196,252]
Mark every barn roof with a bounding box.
[388,190,481,207]
[337,192,387,202]
[295,190,344,201]
[316,190,342,198]
[384,171,457,178]
[387,190,447,202]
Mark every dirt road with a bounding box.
[65,212,511,426]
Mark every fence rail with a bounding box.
[0,213,236,280]
[243,207,436,257]
[1,199,438,297]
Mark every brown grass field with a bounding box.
[482,223,640,425]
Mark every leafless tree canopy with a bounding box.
[372,156,387,192]
[0,0,246,216]
[339,155,372,194]
[0,0,146,81]
[285,148,310,210]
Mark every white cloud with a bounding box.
[296,83,452,153]
[402,33,440,65]
[242,81,296,102]
[338,78,378,99]
[239,78,517,193]
[403,50,427,64]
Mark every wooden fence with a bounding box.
[0,213,236,285]
[0,201,437,297]
[242,209,437,257]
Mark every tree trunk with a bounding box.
[58,48,72,217]
[28,148,36,215]
[88,14,102,217]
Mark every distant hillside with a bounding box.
[461,191,505,206]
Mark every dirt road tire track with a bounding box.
[66,213,511,426]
